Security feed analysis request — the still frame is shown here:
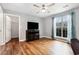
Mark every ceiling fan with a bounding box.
[33,3,55,13]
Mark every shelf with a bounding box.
[26,30,39,41]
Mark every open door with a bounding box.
[5,14,20,55]
[5,15,11,43]
[0,6,5,46]
[0,5,5,54]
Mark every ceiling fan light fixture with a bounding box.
[41,9,46,13]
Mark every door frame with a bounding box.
[5,13,20,42]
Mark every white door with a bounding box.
[5,15,11,43]
[0,5,4,45]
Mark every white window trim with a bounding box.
[54,14,72,42]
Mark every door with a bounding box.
[0,6,4,45]
[5,15,11,43]
[54,14,72,42]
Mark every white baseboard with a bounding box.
[0,42,5,46]
[19,39,26,42]
[0,39,11,46]
[40,36,52,39]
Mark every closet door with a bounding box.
[0,5,4,45]
[6,15,11,43]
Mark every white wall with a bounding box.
[42,7,79,40]
[42,17,53,38]
[19,16,44,41]
[4,6,79,42]
[2,6,79,43]
[3,9,44,42]
[74,8,79,40]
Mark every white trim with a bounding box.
[6,13,19,17]
[54,14,72,41]
[19,39,26,42]
[54,36,71,43]
[0,42,5,45]
[40,36,52,39]
[5,13,20,43]
[17,15,20,42]
[54,36,68,39]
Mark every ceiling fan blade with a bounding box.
[47,3,55,7]
[42,4,45,7]
[47,11,50,13]
[33,4,40,8]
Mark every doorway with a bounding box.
[5,14,20,54]
[6,14,19,43]
[10,15,19,41]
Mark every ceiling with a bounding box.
[1,3,79,18]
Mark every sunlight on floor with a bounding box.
[49,41,74,55]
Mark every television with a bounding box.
[27,22,39,29]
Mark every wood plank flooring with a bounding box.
[0,38,74,55]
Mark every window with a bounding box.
[54,14,72,40]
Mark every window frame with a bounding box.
[53,14,72,40]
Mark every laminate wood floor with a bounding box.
[0,38,74,55]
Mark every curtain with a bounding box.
[71,12,76,38]
[52,17,54,39]
[52,12,76,40]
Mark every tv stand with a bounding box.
[26,29,39,41]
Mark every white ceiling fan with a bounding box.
[33,3,55,13]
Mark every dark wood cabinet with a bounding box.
[26,30,39,41]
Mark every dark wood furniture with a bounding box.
[26,30,39,41]
[71,38,79,55]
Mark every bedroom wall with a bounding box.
[74,7,79,40]
[4,9,44,42]
[20,15,44,41]
[42,17,53,38]
[4,6,79,42]
[42,7,79,40]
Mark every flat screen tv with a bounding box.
[27,22,39,29]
